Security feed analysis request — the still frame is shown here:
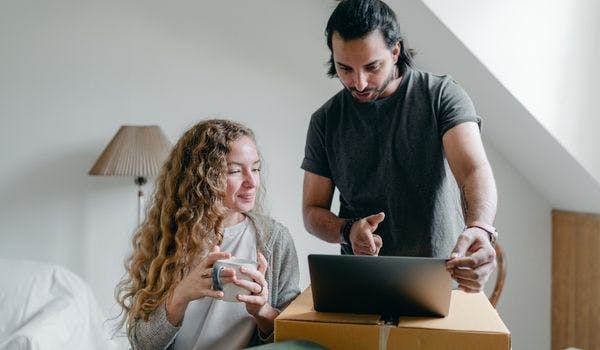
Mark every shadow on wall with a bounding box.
[0,146,133,280]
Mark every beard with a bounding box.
[345,65,398,103]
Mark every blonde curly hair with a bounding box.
[115,119,260,336]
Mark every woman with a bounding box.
[116,119,300,349]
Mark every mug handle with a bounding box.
[212,265,224,291]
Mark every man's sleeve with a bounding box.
[437,79,482,137]
[300,111,332,178]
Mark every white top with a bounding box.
[174,218,258,350]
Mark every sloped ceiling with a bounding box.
[389,0,600,213]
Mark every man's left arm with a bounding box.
[443,121,498,293]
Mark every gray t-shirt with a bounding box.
[301,67,480,257]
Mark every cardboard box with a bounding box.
[275,287,510,350]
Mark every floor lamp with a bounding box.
[88,125,171,226]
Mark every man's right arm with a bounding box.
[302,171,344,243]
[302,171,384,255]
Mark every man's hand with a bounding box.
[446,227,496,292]
[349,212,385,255]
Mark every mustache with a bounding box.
[349,87,376,93]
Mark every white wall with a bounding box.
[486,145,552,350]
[0,1,551,349]
[421,0,600,186]
[0,0,339,317]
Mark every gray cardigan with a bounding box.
[130,213,300,349]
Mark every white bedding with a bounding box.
[0,259,128,350]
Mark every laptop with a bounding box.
[308,254,452,317]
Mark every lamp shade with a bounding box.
[89,125,171,177]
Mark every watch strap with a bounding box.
[340,218,360,248]
[466,221,498,246]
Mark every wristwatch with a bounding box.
[466,221,498,246]
[340,218,359,253]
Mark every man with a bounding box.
[301,0,498,293]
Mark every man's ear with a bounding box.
[392,41,401,63]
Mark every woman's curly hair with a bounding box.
[115,119,258,336]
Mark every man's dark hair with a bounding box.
[325,0,414,78]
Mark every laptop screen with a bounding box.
[308,254,452,317]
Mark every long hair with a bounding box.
[325,0,415,78]
[115,119,259,336]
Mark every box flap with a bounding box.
[278,287,382,325]
[278,288,509,334]
[397,290,509,334]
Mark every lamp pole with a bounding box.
[134,176,147,226]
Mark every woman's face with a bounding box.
[223,136,260,220]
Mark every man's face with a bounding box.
[332,30,400,103]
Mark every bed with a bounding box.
[0,259,128,349]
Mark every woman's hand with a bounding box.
[166,246,233,326]
[235,253,278,334]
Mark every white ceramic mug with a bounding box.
[212,258,258,302]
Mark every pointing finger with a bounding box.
[365,212,385,229]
